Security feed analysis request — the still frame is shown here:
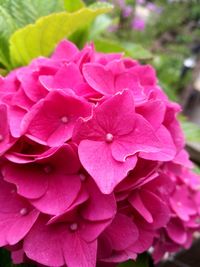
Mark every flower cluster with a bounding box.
[0,40,199,267]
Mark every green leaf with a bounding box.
[0,36,12,69]
[194,164,200,174]
[0,0,65,68]
[118,254,149,267]
[1,0,64,28]
[89,14,112,40]
[94,38,153,60]
[64,0,85,12]
[180,118,200,143]
[9,2,113,66]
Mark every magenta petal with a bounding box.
[139,125,176,161]
[130,189,170,229]
[63,232,97,267]
[80,220,112,243]
[31,174,81,215]
[2,163,48,199]
[24,216,65,267]
[115,72,145,101]
[104,214,139,250]
[23,90,92,146]
[170,186,196,221]
[95,90,136,136]
[0,104,11,154]
[129,217,155,253]
[128,192,153,223]
[166,218,187,245]
[8,106,26,138]
[112,114,161,161]
[101,249,137,263]
[82,180,116,221]
[139,190,170,228]
[11,249,24,264]
[78,140,137,193]
[0,179,39,246]
[136,100,166,129]
[73,90,136,143]
[83,63,115,95]
[7,209,39,245]
[52,39,79,60]
[131,65,157,86]
[17,68,48,102]
[40,63,83,91]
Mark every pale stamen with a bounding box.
[106,133,114,143]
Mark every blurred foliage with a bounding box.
[179,116,200,143]
[10,2,112,66]
[64,0,85,12]
[0,0,65,69]
[94,38,152,60]
[0,0,113,69]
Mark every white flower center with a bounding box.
[106,133,114,143]
[43,165,52,174]
[69,222,78,231]
[20,208,28,216]
[80,174,86,181]
[61,116,68,123]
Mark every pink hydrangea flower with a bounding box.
[0,39,199,267]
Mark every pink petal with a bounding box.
[104,214,139,250]
[2,163,49,199]
[130,65,157,86]
[129,221,154,253]
[83,63,115,95]
[8,105,26,138]
[82,179,116,221]
[166,218,187,245]
[7,209,39,245]
[52,39,79,60]
[115,72,145,101]
[130,190,170,228]
[73,90,136,144]
[40,63,84,91]
[136,100,166,129]
[24,216,65,267]
[128,191,153,223]
[63,231,97,267]
[0,179,39,246]
[80,220,112,243]
[112,114,161,161]
[31,174,81,215]
[23,90,92,146]
[139,125,176,161]
[170,186,196,221]
[17,68,48,102]
[78,140,137,193]
[0,104,12,154]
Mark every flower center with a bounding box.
[106,133,114,143]
[43,165,53,174]
[177,202,182,207]
[69,222,78,231]
[79,173,86,181]
[20,208,28,216]
[61,116,68,123]
[0,134,3,142]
